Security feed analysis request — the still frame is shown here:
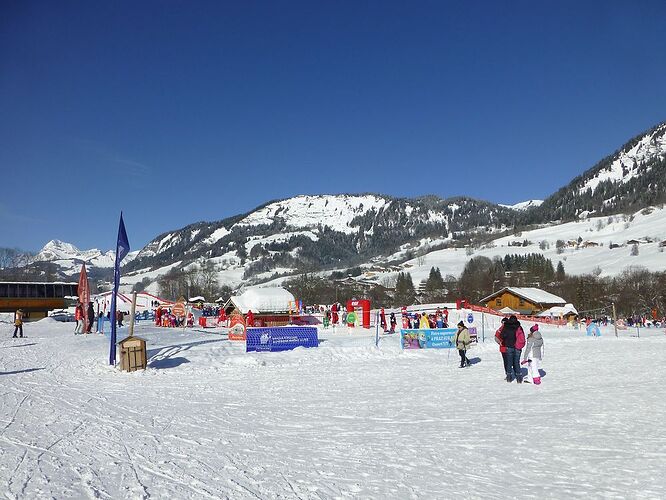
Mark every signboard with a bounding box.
[246,327,319,352]
[467,313,474,323]
[401,328,457,349]
[229,311,246,341]
[172,302,186,317]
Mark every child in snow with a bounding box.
[522,324,544,385]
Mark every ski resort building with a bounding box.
[223,287,296,327]
[480,287,568,316]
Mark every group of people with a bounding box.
[73,302,126,335]
[444,314,545,384]
[494,315,544,384]
[399,307,450,330]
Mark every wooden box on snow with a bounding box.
[118,336,147,372]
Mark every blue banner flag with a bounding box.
[110,212,130,365]
[246,327,319,352]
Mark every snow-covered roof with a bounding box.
[498,306,520,314]
[481,287,566,306]
[225,287,295,314]
[537,304,578,317]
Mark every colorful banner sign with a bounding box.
[229,311,246,340]
[246,327,318,352]
[401,328,457,349]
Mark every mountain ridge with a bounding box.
[7,120,665,289]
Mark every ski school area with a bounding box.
[1,301,666,498]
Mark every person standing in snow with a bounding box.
[495,317,508,379]
[501,315,526,383]
[12,309,24,338]
[454,321,472,367]
[522,324,544,385]
[380,308,387,332]
[74,302,84,334]
[419,312,430,329]
[86,302,95,333]
[389,312,397,333]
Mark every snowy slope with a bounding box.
[499,199,543,210]
[370,204,666,286]
[1,319,665,498]
[236,194,390,235]
[579,122,666,195]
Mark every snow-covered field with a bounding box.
[382,205,666,286]
[1,319,666,499]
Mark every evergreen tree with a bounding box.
[423,267,446,302]
[394,272,416,306]
[555,261,566,282]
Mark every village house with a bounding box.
[480,287,568,316]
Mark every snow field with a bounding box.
[1,320,665,499]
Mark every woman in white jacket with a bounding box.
[522,324,544,385]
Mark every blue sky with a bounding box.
[2,0,666,252]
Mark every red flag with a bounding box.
[78,263,90,331]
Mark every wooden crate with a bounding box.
[118,336,147,372]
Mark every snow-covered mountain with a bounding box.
[579,122,666,195]
[125,194,517,285]
[500,200,543,211]
[29,239,138,276]
[16,120,666,290]
[536,121,666,221]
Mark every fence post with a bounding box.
[612,303,618,338]
[481,312,485,343]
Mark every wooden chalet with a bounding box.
[480,287,567,316]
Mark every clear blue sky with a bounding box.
[2,0,666,252]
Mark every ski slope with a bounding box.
[1,319,665,499]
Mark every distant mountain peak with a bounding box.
[500,200,543,211]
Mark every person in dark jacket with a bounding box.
[86,302,95,333]
[500,315,526,383]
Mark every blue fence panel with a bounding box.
[246,326,319,353]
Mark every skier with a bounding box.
[419,312,430,329]
[389,312,397,333]
[380,308,387,332]
[501,315,526,383]
[522,324,544,385]
[454,321,471,368]
[246,310,254,327]
[13,309,24,338]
